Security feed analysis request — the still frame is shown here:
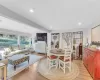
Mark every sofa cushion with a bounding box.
[9,46,14,51]
[5,48,29,57]
[8,51,19,57]
[0,50,5,59]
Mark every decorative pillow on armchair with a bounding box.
[4,48,11,55]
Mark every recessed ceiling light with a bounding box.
[29,8,34,13]
[78,22,82,26]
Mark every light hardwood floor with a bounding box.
[11,59,93,80]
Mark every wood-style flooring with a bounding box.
[11,59,93,80]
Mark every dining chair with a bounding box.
[59,48,72,74]
[47,47,58,70]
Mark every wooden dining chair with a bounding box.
[47,47,58,70]
[59,48,72,74]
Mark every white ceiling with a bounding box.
[0,0,100,30]
[0,16,43,35]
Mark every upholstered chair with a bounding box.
[47,47,58,70]
[59,48,72,74]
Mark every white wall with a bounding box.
[47,33,51,50]
[91,25,100,42]
[52,28,92,48]
[31,31,48,49]
[85,28,91,44]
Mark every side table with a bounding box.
[0,63,7,80]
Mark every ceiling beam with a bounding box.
[0,4,50,32]
[0,28,31,36]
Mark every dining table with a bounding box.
[48,49,73,69]
[49,52,65,57]
[50,49,64,56]
[49,49,73,60]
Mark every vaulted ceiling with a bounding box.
[0,0,100,31]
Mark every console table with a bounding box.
[83,47,100,80]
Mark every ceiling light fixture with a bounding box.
[29,8,34,13]
[78,22,82,26]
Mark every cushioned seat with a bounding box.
[48,55,58,59]
[59,56,70,62]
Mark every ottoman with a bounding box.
[8,54,29,70]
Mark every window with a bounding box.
[0,34,17,47]
[0,33,31,48]
[20,36,30,48]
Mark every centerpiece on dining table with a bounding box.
[50,49,64,54]
[50,48,71,54]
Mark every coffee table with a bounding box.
[8,54,29,70]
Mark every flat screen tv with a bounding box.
[36,33,47,43]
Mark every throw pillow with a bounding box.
[4,48,11,55]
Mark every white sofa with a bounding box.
[0,46,31,79]
[34,41,47,54]
[6,48,29,57]
[0,47,30,59]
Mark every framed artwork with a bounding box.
[62,32,72,48]
[51,33,60,49]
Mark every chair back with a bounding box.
[64,48,72,62]
[46,47,51,56]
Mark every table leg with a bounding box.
[4,66,7,80]
[14,65,16,70]
[28,59,29,64]
[57,56,60,68]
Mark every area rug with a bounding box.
[7,54,43,79]
[37,59,80,80]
